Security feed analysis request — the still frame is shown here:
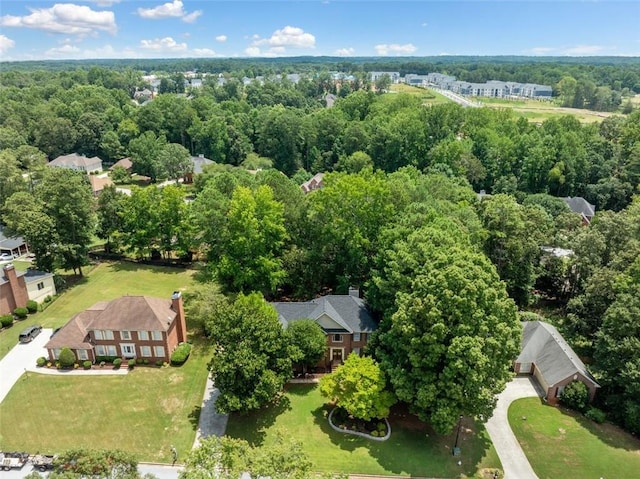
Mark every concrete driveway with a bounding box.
[0,327,52,404]
[485,376,543,479]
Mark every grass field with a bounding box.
[0,261,209,462]
[389,84,451,105]
[226,384,500,478]
[0,261,195,361]
[478,97,615,123]
[509,398,640,479]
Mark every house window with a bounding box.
[53,348,61,359]
[353,332,361,342]
[120,330,131,340]
[106,345,117,356]
[138,330,149,341]
[77,350,88,361]
[95,345,106,356]
[140,346,152,357]
[333,334,343,342]
[151,330,163,341]
[94,330,114,340]
[37,282,45,290]
[154,346,165,358]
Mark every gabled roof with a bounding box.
[49,153,102,169]
[190,155,214,174]
[272,295,377,334]
[110,157,133,170]
[300,173,324,193]
[19,268,54,285]
[45,313,94,350]
[562,197,595,219]
[89,175,114,194]
[517,321,599,388]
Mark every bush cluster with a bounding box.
[58,347,76,368]
[586,407,607,424]
[95,356,119,363]
[83,360,92,370]
[36,356,47,367]
[26,300,38,314]
[170,342,192,366]
[113,358,122,368]
[559,381,589,413]
[128,359,136,369]
[13,307,28,319]
[0,314,13,328]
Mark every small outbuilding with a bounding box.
[514,320,599,405]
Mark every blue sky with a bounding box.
[1,1,639,61]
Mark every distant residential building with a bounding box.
[48,153,102,174]
[562,196,596,225]
[0,225,28,258]
[109,157,133,173]
[89,175,114,197]
[183,154,214,184]
[404,74,430,86]
[301,173,324,193]
[369,71,401,83]
[1,264,56,315]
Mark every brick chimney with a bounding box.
[171,291,187,344]
[3,264,28,311]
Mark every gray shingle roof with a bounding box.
[191,156,214,174]
[0,225,25,251]
[562,197,595,218]
[271,295,377,334]
[517,321,599,388]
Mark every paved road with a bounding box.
[0,462,183,479]
[0,328,52,404]
[193,376,228,448]
[485,377,543,479]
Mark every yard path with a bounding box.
[193,375,229,447]
[485,377,543,479]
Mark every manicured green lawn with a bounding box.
[226,384,500,478]
[0,261,211,462]
[0,261,195,360]
[509,398,640,479]
[0,346,210,462]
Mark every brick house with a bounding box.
[45,292,187,364]
[514,320,599,405]
[271,288,377,371]
[0,264,28,316]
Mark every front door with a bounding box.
[331,348,343,362]
[120,344,136,358]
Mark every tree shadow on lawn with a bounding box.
[553,403,640,452]
[108,261,189,275]
[225,395,292,446]
[311,402,493,477]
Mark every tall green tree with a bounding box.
[128,131,167,182]
[205,293,293,413]
[96,184,126,253]
[287,319,327,375]
[216,185,288,295]
[159,143,192,185]
[370,223,520,434]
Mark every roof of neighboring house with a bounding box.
[45,295,178,350]
[190,155,214,174]
[517,321,599,388]
[562,197,595,219]
[49,153,102,169]
[0,225,26,251]
[19,268,54,285]
[300,173,324,193]
[272,295,377,334]
[109,157,133,171]
[89,175,114,194]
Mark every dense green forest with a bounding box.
[1,63,640,435]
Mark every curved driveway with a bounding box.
[485,377,543,479]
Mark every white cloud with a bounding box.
[269,46,286,54]
[140,36,187,52]
[215,35,227,43]
[137,1,201,23]
[334,47,354,56]
[0,3,117,35]
[245,46,261,56]
[85,0,120,6]
[192,48,216,57]
[253,26,315,49]
[563,45,606,55]
[45,44,81,56]
[374,43,417,56]
[0,34,15,54]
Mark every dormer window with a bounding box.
[333,334,343,342]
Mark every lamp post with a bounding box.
[452,415,463,456]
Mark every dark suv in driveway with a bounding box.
[19,325,42,343]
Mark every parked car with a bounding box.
[0,253,13,261]
[0,452,29,470]
[18,325,42,343]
